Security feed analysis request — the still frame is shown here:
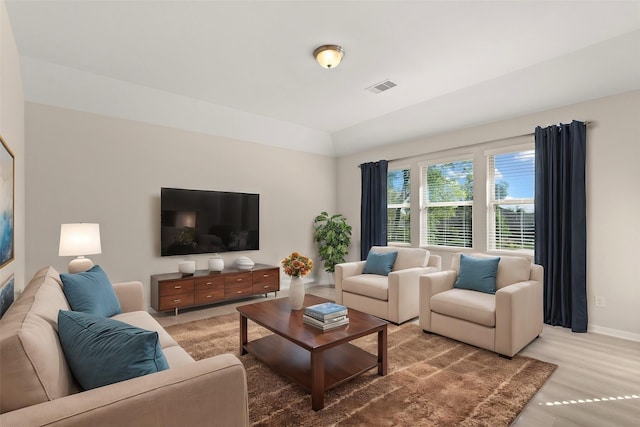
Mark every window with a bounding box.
[387,168,410,244]
[487,148,535,252]
[420,159,473,248]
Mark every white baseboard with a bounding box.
[588,324,640,342]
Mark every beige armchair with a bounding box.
[419,253,543,358]
[335,246,441,324]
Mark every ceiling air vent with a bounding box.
[365,79,397,94]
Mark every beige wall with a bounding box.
[0,1,25,297]
[337,90,640,340]
[25,103,336,306]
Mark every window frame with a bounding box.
[387,166,411,245]
[485,143,535,254]
[419,155,474,249]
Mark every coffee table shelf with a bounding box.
[244,334,378,392]
[237,294,387,411]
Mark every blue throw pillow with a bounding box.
[363,251,398,276]
[454,254,501,294]
[60,265,122,317]
[58,310,169,390]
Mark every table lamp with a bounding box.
[58,223,102,273]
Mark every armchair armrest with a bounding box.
[334,261,365,304]
[387,267,433,324]
[112,281,145,313]
[495,280,544,357]
[418,270,457,331]
[0,354,249,427]
[427,254,442,271]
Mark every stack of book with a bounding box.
[303,302,349,331]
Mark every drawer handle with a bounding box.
[263,274,269,278]
[173,299,181,303]
[263,285,269,289]
[236,278,243,282]
[237,290,242,294]
[205,281,212,285]
[174,285,182,289]
[206,295,212,298]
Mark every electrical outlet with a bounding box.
[595,296,606,307]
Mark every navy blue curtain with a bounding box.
[534,121,587,332]
[360,160,388,260]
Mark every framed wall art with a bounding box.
[0,274,14,318]
[0,134,15,268]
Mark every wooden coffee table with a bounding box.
[237,294,388,411]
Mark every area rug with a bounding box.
[165,313,556,426]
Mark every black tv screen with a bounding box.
[161,187,259,256]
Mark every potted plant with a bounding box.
[313,212,352,276]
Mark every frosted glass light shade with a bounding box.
[313,45,344,69]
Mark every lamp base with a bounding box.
[68,257,95,274]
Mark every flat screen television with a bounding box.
[161,187,259,256]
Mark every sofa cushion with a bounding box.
[363,251,398,276]
[0,267,79,414]
[162,345,196,368]
[60,265,122,317]
[452,253,531,290]
[371,246,429,271]
[58,310,169,391]
[113,311,179,349]
[342,274,389,301]
[454,254,500,294]
[431,288,496,327]
[493,255,532,289]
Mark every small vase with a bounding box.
[208,256,224,272]
[288,276,305,310]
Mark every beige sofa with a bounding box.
[335,246,441,324]
[0,266,249,427]
[419,253,543,358]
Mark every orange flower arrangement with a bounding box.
[281,252,313,277]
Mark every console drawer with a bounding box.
[253,268,279,293]
[159,292,194,311]
[225,272,253,299]
[195,288,224,304]
[194,276,224,291]
[159,279,194,296]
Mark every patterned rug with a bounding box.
[166,312,556,426]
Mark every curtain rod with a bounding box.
[386,121,591,164]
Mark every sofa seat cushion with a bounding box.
[342,274,389,301]
[113,311,178,349]
[430,289,496,327]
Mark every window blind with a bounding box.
[487,149,535,252]
[387,168,410,243]
[420,160,473,248]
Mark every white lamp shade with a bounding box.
[59,223,102,257]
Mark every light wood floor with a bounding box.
[154,285,640,427]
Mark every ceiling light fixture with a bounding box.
[313,45,344,69]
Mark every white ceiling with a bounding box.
[6,1,640,156]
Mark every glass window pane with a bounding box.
[492,204,535,250]
[488,148,535,252]
[388,168,410,244]
[425,205,472,248]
